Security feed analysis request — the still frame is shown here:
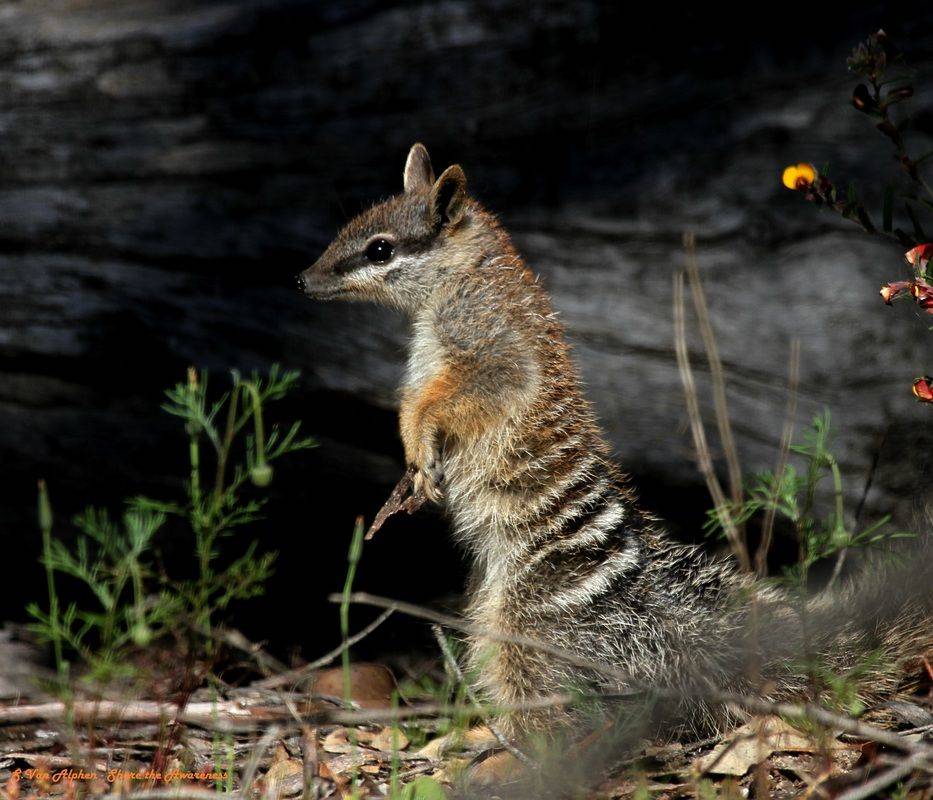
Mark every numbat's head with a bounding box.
[299,143,496,314]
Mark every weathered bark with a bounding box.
[2,1,932,629]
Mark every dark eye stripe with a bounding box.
[334,254,367,276]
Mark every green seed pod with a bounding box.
[250,462,273,487]
[37,480,53,534]
[131,623,152,647]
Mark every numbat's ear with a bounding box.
[430,165,467,226]
[403,143,435,193]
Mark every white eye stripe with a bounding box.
[345,253,428,285]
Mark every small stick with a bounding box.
[833,749,931,800]
[239,724,281,794]
[364,467,427,541]
[301,726,320,800]
[253,608,395,689]
[196,624,287,677]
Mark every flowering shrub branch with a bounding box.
[783,30,933,403]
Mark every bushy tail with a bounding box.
[764,531,933,712]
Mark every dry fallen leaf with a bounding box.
[317,760,350,793]
[432,757,471,785]
[417,725,497,760]
[253,744,304,800]
[468,750,526,785]
[322,728,352,754]
[322,727,383,755]
[313,663,396,709]
[370,727,409,753]
[695,716,843,776]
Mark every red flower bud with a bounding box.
[912,376,933,403]
[880,281,912,304]
[852,83,874,112]
[910,280,933,301]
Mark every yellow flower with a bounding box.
[781,163,817,190]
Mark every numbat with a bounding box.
[299,143,933,741]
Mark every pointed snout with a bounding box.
[296,260,345,301]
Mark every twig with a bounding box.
[673,271,749,571]
[253,608,395,689]
[239,724,281,793]
[0,700,260,727]
[900,722,933,737]
[825,451,852,591]
[755,339,800,577]
[825,423,892,591]
[198,624,287,677]
[853,425,889,530]
[302,726,321,800]
[431,624,534,767]
[684,232,744,532]
[120,791,230,800]
[365,467,426,541]
[0,693,573,731]
[715,692,933,757]
[833,748,932,800]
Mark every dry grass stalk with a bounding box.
[673,270,750,571]
[755,339,801,576]
[683,232,744,524]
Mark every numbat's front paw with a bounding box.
[415,459,444,503]
[413,452,445,503]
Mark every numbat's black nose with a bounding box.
[295,273,307,293]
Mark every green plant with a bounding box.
[30,365,315,683]
[704,411,910,589]
[399,776,447,800]
[341,516,366,708]
[808,650,887,717]
[28,497,176,681]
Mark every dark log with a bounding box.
[1,1,931,635]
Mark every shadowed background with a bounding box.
[2,0,932,658]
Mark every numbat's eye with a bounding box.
[365,238,394,263]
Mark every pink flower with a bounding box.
[905,243,933,270]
